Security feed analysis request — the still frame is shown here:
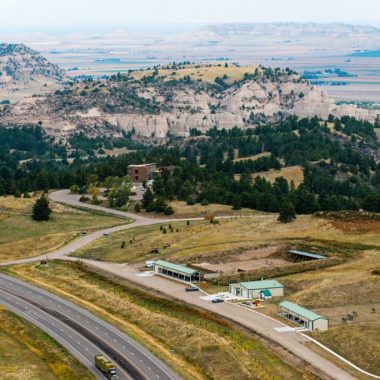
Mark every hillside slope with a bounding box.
[0,44,65,103]
[0,61,378,139]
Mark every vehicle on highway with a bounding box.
[212,298,224,303]
[95,355,119,379]
[185,286,199,292]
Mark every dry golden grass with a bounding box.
[168,201,255,218]
[0,308,93,380]
[131,64,257,84]
[7,262,314,380]
[265,246,380,375]
[0,196,127,262]
[75,212,380,265]
[253,166,304,187]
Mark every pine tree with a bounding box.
[278,201,296,223]
[142,187,154,209]
[32,194,52,221]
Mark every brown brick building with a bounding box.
[128,163,158,182]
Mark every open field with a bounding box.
[74,211,380,266]
[131,64,258,84]
[0,195,128,262]
[168,201,255,218]
[126,200,255,219]
[253,166,304,187]
[5,261,315,380]
[0,307,94,380]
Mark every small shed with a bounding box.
[278,301,329,331]
[229,279,284,299]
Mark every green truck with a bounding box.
[94,355,119,379]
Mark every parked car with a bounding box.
[185,286,199,292]
[212,298,224,303]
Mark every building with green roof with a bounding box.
[153,260,200,283]
[229,279,284,299]
[278,301,329,331]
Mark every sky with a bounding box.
[1,0,379,32]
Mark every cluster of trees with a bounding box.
[141,187,174,215]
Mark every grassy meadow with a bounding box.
[0,307,94,380]
[74,211,379,264]
[0,195,128,262]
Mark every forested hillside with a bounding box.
[1,115,380,213]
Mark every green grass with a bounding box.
[0,307,94,380]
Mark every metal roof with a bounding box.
[154,260,198,275]
[279,301,327,321]
[238,279,283,290]
[288,250,326,260]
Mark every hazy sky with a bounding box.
[1,0,379,31]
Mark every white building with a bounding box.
[229,279,284,299]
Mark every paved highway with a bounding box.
[0,273,180,380]
[0,190,359,379]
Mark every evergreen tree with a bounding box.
[278,201,296,223]
[142,187,154,209]
[32,194,52,221]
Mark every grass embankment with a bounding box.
[0,307,94,380]
[0,195,128,262]
[6,261,316,380]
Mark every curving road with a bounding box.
[0,273,180,380]
[0,190,358,380]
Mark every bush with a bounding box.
[23,192,30,199]
[134,203,141,213]
[201,199,209,206]
[164,206,174,215]
[79,195,90,202]
[70,184,80,194]
[121,241,126,249]
[186,196,196,206]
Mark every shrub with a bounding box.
[186,196,196,205]
[134,203,141,213]
[79,195,90,202]
[164,206,174,215]
[201,199,209,206]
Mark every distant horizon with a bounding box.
[1,0,380,34]
[1,20,380,37]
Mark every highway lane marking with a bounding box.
[1,273,178,380]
